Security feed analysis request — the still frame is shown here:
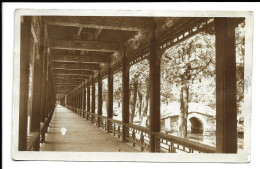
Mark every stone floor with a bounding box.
[40,105,140,152]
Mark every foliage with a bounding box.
[102,78,108,116]
[95,83,98,113]
[129,59,150,126]
[113,71,122,120]
[236,22,245,114]
[161,31,216,137]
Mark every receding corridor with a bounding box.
[40,105,139,152]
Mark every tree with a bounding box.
[235,21,245,114]
[113,71,123,118]
[161,30,216,138]
[129,59,150,125]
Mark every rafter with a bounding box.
[54,76,85,79]
[77,26,83,37]
[54,79,83,83]
[48,39,120,52]
[55,85,78,88]
[51,54,110,63]
[54,76,86,80]
[44,16,153,31]
[51,62,100,70]
[52,69,94,76]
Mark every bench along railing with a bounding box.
[68,106,216,153]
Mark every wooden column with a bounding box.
[40,29,47,143]
[40,46,47,124]
[107,62,113,132]
[91,76,95,123]
[30,29,43,151]
[97,69,102,127]
[122,45,129,142]
[45,56,50,119]
[83,82,86,118]
[149,21,161,152]
[215,18,237,153]
[86,82,90,120]
[87,82,90,112]
[79,85,82,116]
[19,16,31,151]
[76,87,80,114]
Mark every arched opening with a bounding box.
[189,117,204,134]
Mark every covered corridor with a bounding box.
[18,15,245,153]
[40,105,140,152]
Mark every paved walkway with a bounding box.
[40,105,139,152]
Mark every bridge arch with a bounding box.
[188,112,208,134]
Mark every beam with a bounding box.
[54,76,86,80]
[44,16,153,31]
[54,79,83,83]
[52,69,94,75]
[51,62,100,70]
[54,80,83,84]
[51,54,110,63]
[56,87,78,90]
[56,86,77,89]
[55,83,80,86]
[52,73,91,77]
[48,39,120,52]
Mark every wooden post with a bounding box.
[79,85,82,116]
[122,45,129,142]
[98,69,102,127]
[40,46,47,124]
[107,61,113,132]
[77,87,80,114]
[19,16,31,151]
[91,76,95,123]
[149,20,161,152]
[215,18,237,153]
[45,55,50,120]
[40,27,47,143]
[87,82,90,112]
[83,82,86,118]
[30,26,43,151]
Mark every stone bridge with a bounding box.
[161,102,216,134]
[187,112,216,133]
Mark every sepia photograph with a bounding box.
[11,8,253,162]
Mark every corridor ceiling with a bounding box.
[43,16,155,96]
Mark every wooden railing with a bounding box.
[26,107,55,151]
[154,132,216,153]
[109,118,124,139]
[125,123,150,151]
[27,132,40,151]
[68,107,216,153]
